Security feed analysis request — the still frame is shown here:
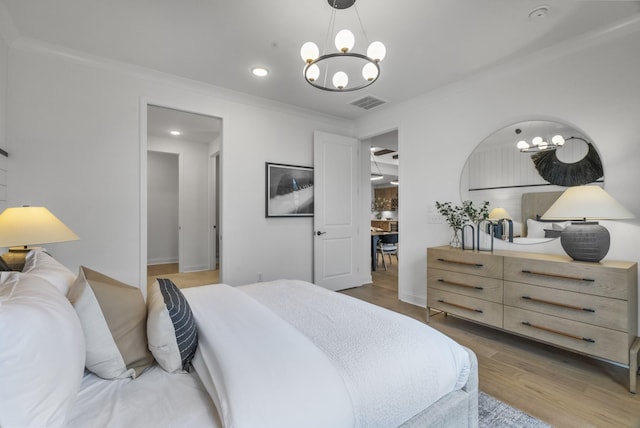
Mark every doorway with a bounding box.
[145,104,222,285]
[366,130,399,292]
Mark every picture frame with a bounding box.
[265,162,314,217]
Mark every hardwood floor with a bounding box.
[151,261,640,427]
[344,267,640,428]
[147,263,218,289]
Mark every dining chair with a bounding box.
[377,234,398,271]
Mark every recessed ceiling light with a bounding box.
[170,130,181,136]
[252,66,269,77]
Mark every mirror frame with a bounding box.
[460,120,604,244]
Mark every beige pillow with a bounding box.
[67,266,153,379]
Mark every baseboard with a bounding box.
[400,291,426,308]
[182,264,213,273]
[147,257,178,266]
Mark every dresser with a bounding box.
[427,245,639,392]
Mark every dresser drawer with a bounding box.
[428,268,503,303]
[428,288,503,328]
[427,247,502,279]
[504,281,628,331]
[504,306,629,364]
[504,256,630,299]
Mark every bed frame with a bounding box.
[399,347,479,427]
[520,191,563,237]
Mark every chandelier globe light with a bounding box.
[300,0,386,92]
[515,127,566,153]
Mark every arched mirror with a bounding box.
[460,120,604,244]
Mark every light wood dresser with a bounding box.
[427,245,639,392]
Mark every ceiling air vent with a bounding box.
[349,95,387,110]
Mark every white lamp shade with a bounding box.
[488,207,512,220]
[362,62,378,81]
[300,42,319,63]
[367,41,386,62]
[334,29,355,53]
[0,206,80,248]
[305,63,320,81]
[541,186,635,220]
[332,71,348,89]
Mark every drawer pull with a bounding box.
[521,270,595,282]
[521,321,595,343]
[438,279,484,290]
[521,296,595,313]
[437,299,483,313]
[437,258,484,268]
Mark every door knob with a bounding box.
[316,231,326,236]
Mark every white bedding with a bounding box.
[186,283,356,428]
[183,280,471,428]
[65,365,220,428]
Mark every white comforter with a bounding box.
[183,280,470,428]
[65,365,220,428]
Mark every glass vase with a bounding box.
[450,229,461,248]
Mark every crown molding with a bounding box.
[9,36,354,127]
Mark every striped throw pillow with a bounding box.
[147,278,198,372]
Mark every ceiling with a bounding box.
[2,0,639,121]
[147,105,221,144]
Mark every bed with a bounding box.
[0,250,478,428]
[519,190,565,239]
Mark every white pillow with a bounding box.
[0,273,85,427]
[526,219,547,238]
[22,249,77,295]
[527,219,570,238]
[67,266,154,379]
[147,278,199,373]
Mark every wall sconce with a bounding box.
[0,206,79,270]
[541,186,634,262]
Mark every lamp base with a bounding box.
[560,222,610,263]
[0,246,43,271]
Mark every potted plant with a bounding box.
[435,200,490,248]
[435,201,466,247]
[462,200,490,224]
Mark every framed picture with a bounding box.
[265,162,314,217]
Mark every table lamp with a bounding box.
[488,207,513,242]
[0,206,79,270]
[541,185,634,262]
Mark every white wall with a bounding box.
[6,40,354,287]
[148,136,210,271]
[356,19,640,331]
[147,150,179,265]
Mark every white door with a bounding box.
[313,131,361,291]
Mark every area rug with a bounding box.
[479,391,553,428]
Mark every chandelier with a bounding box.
[300,0,386,92]
[515,127,566,152]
